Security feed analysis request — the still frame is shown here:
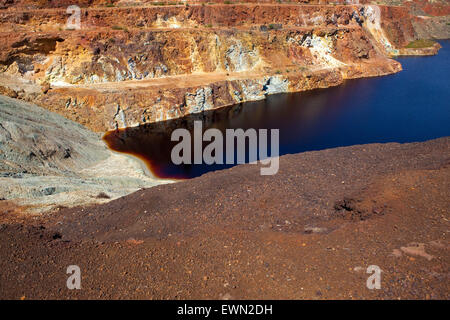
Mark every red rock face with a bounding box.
[0,0,118,9]
[0,2,446,131]
[408,0,450,16]
[379,5,416,47]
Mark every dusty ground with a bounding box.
[0,137,448,299]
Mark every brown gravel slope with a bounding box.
[0,137,449,299]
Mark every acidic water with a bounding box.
[103,40,450,179]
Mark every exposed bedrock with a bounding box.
[0,3,446,131]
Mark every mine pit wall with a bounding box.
[0,1,382,10]
[0,24,396,84]
[0,3,443,132]
[1,0,449,10]
[379,5,415,48]
[32,53,401,132]
[8,24,402,131]
[0,4,387,30]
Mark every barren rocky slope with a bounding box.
[0,137,448,299]
[0,95,167,213]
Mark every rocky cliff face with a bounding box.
[0,2,447,131]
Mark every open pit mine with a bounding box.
[0,0,447,131]
[0,0,449,301]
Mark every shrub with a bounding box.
[112,25,128,32]
[268,23,282,30]
[96,192,111,199]
[405,39,436,49]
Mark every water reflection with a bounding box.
[103,40,450,179]
[103,82,365,179]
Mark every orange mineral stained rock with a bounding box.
[0,1,445,131]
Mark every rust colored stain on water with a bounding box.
[102,102,269,179]
[102,83,362,180]
[102,126,186,180]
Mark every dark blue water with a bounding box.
[277,41,450,153]
[104,40,450,179]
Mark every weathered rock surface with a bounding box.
[0,2,446,131]
[0,95,168,213]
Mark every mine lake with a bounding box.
[104,40,450,179]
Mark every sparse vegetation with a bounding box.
[268,23,282,30]
[112,25,128,32]
[96,192,111,199]
[405,39,436,49]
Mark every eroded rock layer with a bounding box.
[0,2,447,131]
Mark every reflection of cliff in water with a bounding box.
[102,83,356,180]
[103,40,450,180]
